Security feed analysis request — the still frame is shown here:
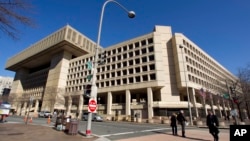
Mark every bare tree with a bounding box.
[0,0,35,40]
[237,63,250,120]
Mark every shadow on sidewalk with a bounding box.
[152,131,210,141]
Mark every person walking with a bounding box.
[206,110,220,141]
[170,112,178,135]
[177,110,187,137]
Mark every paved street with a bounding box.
[1,116,231,141]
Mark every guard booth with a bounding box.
[132,110,142,123]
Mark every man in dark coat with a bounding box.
[170,112,177,135]
[206,110,219,141]
[177,110,187,137]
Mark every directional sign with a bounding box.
[87,61,92,70]
[88,99,97,113]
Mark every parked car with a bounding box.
[82,112,103,122]
[38,111,52,118]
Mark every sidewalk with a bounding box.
[0,122,229,141]
[117,128,229,141]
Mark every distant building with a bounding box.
[0,76,13,96]
[5,25,241,119]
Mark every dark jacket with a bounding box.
[177,113,186,125]
[206,114,219,127]
[170,115,177,126]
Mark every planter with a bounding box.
[147,119,154,123]
[219,121,225,127]
[194,120,203,126]
[162,119,170,124]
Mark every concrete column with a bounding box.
[78,95,83,119]
[216,97,223,118]
[147,87,153,119]
[107,92,112,115]
[125,89,131,116]
[22,102,27,116]
[66,97,72,116]
[34,100,39,113]
[222,98,226,115]
[191,88,199,118]
[210,93,215,114]
[17,103,22,116]
[201,96,207,116]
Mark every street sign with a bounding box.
[87,61,92,70]
[88,99,97,113]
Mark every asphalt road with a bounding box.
[6,116,229,141]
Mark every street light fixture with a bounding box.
[179,45,193,126]
[85,0,135,137]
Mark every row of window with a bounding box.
[69,37,154,68]
[66,73,156,92]
[67,63,156,85]
[182,39,228,79]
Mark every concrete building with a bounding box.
[5,25,240,120]
[0,76,13,96]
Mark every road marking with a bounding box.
[101,127,171,137]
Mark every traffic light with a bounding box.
[98,50,107,64]
[233,97,239,104]
[84,84,92,98]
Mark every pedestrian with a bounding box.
[206,110,219,141]
[177,110,187,137]
[170,112,177,135]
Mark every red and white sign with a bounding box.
[88,98,97,113]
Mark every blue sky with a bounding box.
[1,0,250,77]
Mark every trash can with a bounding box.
[68,119,79,135]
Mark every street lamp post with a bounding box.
[85,0,135,137]
[25,96,33,125]
[179,45,193,126]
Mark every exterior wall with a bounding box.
[5,25,241,119]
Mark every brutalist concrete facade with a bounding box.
[5,25,239,120]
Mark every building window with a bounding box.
[123,78,127,84]
[142,75,148,81]
[123,70,127,75]
[149,64,155,70]
[150,73,156,80]
[142,56,147,63]
[148,38,153,44]
[123,61,127,67]
[129,68,133,74]
[129,60,133,66]
[141,40,146,46]
[135,50,140,55]
[135,42,140,48]
[123,46,127,51]
[149,55,155,61]
[135,58,140,64]
[123,53,127,59]
[141,48,147,54]
[129,77,133,83]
